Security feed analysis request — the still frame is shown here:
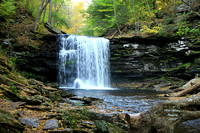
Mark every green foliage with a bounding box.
[60,109,89,128]
[81,0,129,36]
[0,0,16,22]
[9,83,19,93]
[175,13,200,38]
[52,12,69,28]
[176,25,200,37]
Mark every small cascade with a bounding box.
[58,35,110,89]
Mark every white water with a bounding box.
[58,35,110,89]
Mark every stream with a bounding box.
[66,89,164,113]
[65,88,200,133]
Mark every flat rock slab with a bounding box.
[18,117,40,128]
[43,119,58,130]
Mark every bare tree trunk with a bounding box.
[48,0,52,24]
[26,0,29,9]
[133,0,139,36]
[173,0,175,11]
[42,0,48,24]
[53,0,64,27]
[114,0,122,35]
[56,0,64,12]
[145,0,158,25]
[34,0,50,31]
[153,0,157,10]
[181,0,200,17]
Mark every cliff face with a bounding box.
[13,35,200,83]
[14,35,199,83]
[14,34,59,82]
[110,37,199,82]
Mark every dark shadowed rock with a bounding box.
[0,109,24,133]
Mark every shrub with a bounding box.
[0,0,16,21]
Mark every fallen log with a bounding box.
[173,78,200,97]
[44,23,66,34]
[127,96,200,133]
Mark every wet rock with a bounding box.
[86,111,114,123]
[0,109,24,133]
[61,91,75,98]
[95,120,126,133]
[2,38,13,46]
[70,96,103,105]
[43,119,59,130]
[18,117,40,128]
[46,91,62,102]
[153,83,171,91]
[47,82,59,89]
[24,95,50,105]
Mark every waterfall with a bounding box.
[58,34,110,89]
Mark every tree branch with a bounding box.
[181,0,200,17]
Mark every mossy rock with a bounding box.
[23,95,51,105]
[46,91,62,102]
[0,84,22,101]
[95,120,126,133]
[0,109,24,133]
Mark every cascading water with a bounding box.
[58,34,110,89]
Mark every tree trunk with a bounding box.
[114,0,122,35]
[181,0,200,17]
[48,0,53,25]
[133,0,139,36]
[173,0,175,11]
[34,0,50,31]
[127,96,200,133]
[42,0,47,24]
[172,78,200,97]
[153,0,157,10]
[26,0,29,9]
[145,0,158,25]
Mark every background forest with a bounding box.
[0,0,199,40]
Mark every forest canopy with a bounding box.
[0,0,199,39]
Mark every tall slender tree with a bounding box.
[114,0,122,34]
[145,0,157,24]
[26,0,29,9]
[42,0,48,24]
[173,0,175,11]
[153,0,157,10]
[34,0,50,31]
[133,0,139,36]
[48,0,52,24]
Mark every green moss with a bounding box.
[110,57,119,61]
[113,53,120,56]
[114,70,122,72]
[168,62,191,72]
[187,51,200,55]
